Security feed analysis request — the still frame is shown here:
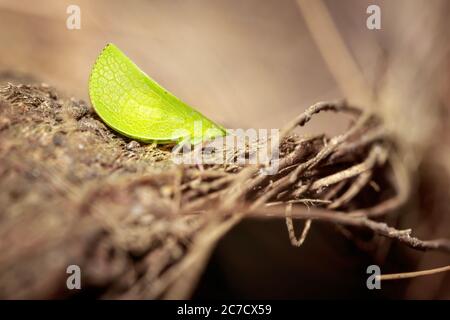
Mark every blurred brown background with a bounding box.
[1,0,449,299]
[0,0,393,133]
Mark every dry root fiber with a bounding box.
[0,82,449,299]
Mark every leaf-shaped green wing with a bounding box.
[89,43,225,143]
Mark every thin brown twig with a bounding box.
[285,203,312,247]
[377,265,450,281]
[310,144,383,191]
[253,205,450,253]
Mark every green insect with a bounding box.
[89,43,226,144]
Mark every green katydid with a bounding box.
[88,43,226,144]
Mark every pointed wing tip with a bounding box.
[104,43,116,51]
[89,43,119,90]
